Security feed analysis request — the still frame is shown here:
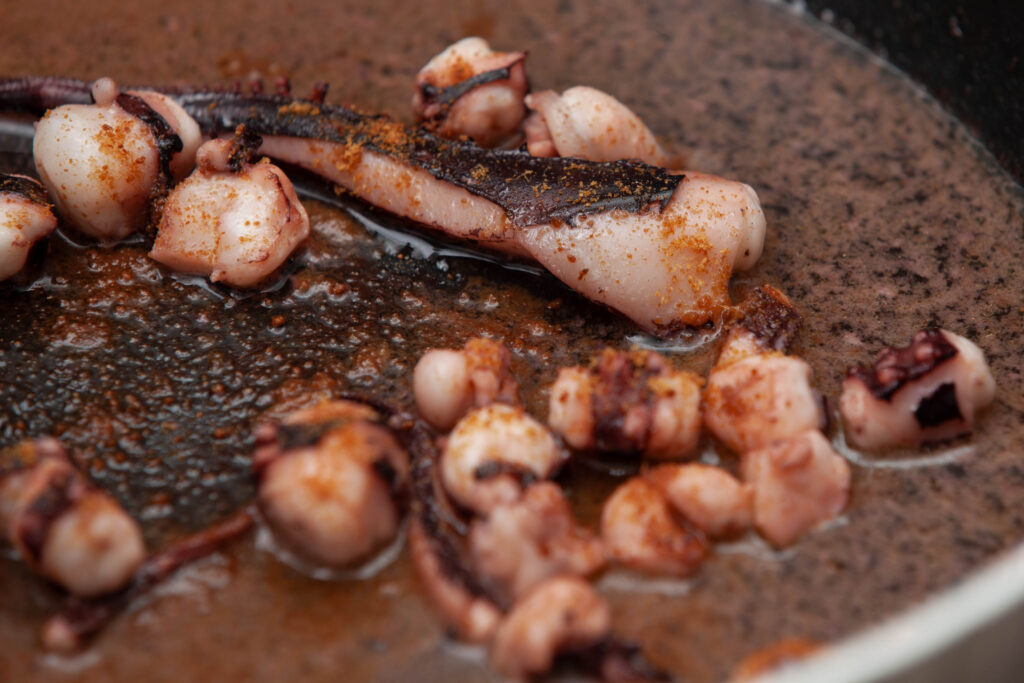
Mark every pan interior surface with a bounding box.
[0,1,1022,681]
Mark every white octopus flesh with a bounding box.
[0,438,146,597]
[32,77,199,241]
[740,429,851,548]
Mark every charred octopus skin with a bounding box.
[839,328,996,449]
[0,439,146,598]
[0,174,57,281]
[413,37,529,148]
[32,77,200,241]
[548,349,703,459]
[150,131,310,287]
[253,400,409,568]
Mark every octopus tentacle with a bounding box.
[0,77,765,333]
[0,77,681,228]
[41,508,255,652]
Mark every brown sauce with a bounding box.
[1,0,1023,680]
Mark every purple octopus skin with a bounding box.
[0,77,767,334]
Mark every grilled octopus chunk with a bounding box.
[740,429,851,548]
[468,481,605,605]
[253,400,409,568]
[441,404,564,515]
[413,337,519,431]
[839,328,996,449]
[0,438,146,597]
[703,286,825,454]
[601,476,707,576]
[413,37,529,148]
[548,349,703,459]
[646,463,754,539]
[0,174,57,280]
[32,77,200,241]
[524,86,668,166]
[490,576,612,680]
[150,130,310,287]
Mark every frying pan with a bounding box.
[0,1,1022,681]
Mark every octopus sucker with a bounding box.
[0,173,57,281]
[440,404,564,515]
[0,76,766,332]
[839,328,996,449]
[405,421,505,641]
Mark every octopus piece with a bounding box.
[839,328,996,449]
[440,404,564,514]
[1,438,146,597]
[252,400,409,568]
[413,337,519,431]
[407,518,502,643]
[601,476,707,576]
[1,79,767,332]
[702,289,821,456]
[523,86,668,165]
[516,170,765,332]
[468,481,605,604]
[412,37,529,148]
[548,349,703,459]
[646,463,753,539]
[32,77,200,241]
[149,130,310,287]
[740,430,851,548]
[0,174,57,280]
[717,285,803,366]
[490,576,612,680]
[704,353,824,454]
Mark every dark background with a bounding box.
[806,0,1024,183]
